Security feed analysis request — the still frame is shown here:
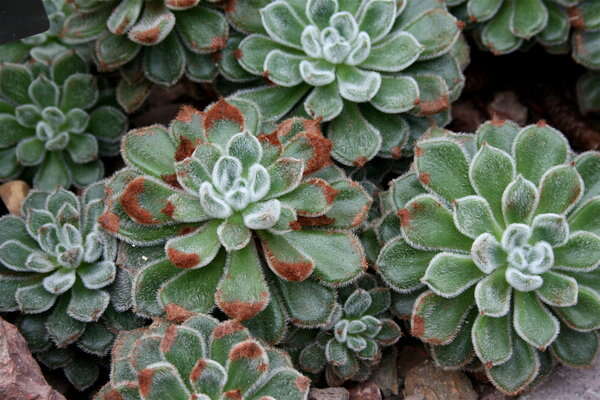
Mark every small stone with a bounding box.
[451,100,486,133]
[0,180,30,215]
[519,362,600,400]
[349,381,381,400]
[309,387,350,400]
[397,345,429,380]
[372,347,399,396]
[404,360,477,400]
[0,317,66,400]
[487,91,528,126]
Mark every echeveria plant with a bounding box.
[578,71,600,115]
[0,0,72,64]
[95,314,310,400]
[0,51,128,190]
[297,274,401,384]
[100,99,370,338]
[449,0,600,59]
[0,181,143,390]
[62,0,229,111]
[377,121,600,395]
[228,0,468,165]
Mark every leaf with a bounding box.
[67,282,110,322]
[336,65,381,103]
[553,286,600,331]
[137,363,191,400]
[415,138,475,202]
[358,0,396,42]
[486,335,539,396]
[159,251,225,315]
[510,0,548,39]
[260,1,305,50]
[513,291,559,350]
[363,30,423,74]
[473,313,512,367]
[423,253,484,298]
[190,359,226,398]
[554,232,600,271]
[453,196,503,239]
[501,175,538,225]
[165,221,221,269]
[536,165,583,215]
[376,236,435,292]
[277,229,365,286]
[400,195,472,252]
[404,8,460,59]
[176,6,228,54]
[15,282,57,314]
[29,75,59,108]
[411,289,473,345]
[216,244,269,321]
[277,278,336,327]
[469,144,515,225]
[0,63,32,104]
[122,125,176,178]
[328,102,382,166]
[551,322,599,367]
[513,124,569,185]
[60,74,99,111]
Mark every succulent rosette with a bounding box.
[95,315,310,400]
[61,0,229,112]
[227,0,468,166]
[0,181,144,390]
[578,71,600,115]
[296,274,401,384]
[0,0,73,64]
[449,0,600,59]
[0,51,128,190]
[100,99,371,339]
[376,121,600,395]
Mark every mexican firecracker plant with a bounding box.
[100,99,371,340]
[0,181,143,390]
[448,0,600,62]
[0,51,128,190]
[376,120,600,395]
[95,314,310,400]
[297,274,402,384]
[0,0,73,64]
[228,0,468,165]
[62,0,229,112]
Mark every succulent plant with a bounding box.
[449,0,600,59]
[18,305,146,391]
[100,99,370,339]
[376,120,600,395]
[0,51,128,190]
[0,0,73,64]
[0,181,144,390]
[296,274,401,384]
[577,71,600,117]
[61,0,229,112]
[95,314,310,400]
[227,0,468,166]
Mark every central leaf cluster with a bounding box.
[301,11,371,73]
[199,132,280,230]
[503,224,553,291]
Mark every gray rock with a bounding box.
[309,387,350,400]
[404,360,478,400]
[520,361,600,400]
[0,317,66,400]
